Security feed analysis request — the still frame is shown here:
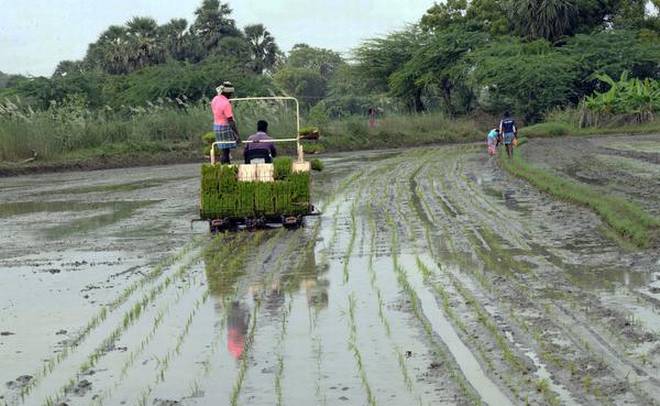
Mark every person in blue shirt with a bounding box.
[499,111,518,158]
[487,128,499,156]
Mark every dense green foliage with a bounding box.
[349,0,660,121]
[1,0,659,164]
[200,161,310,218]
[584,72,659,123]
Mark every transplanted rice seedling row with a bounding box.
[229,304,259,406]
[426,154,621,403]
[200,158,311,219]
[38,251,204,406]
[345,293,377,406]
[17,241,200,401]
[401,160,529,394]
[364,199,424,402]
[384,215,481,405]
[133,289,211,406]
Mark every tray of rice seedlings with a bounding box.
[201,132,216,157]
[200,157,314,232]
[298,126,320,140]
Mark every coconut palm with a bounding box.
[84,25,131,74]
[159,18,190,61]
[190,0,240,55]
[244,24,281,74]
[511,0,577,41]
[125,17,165,71]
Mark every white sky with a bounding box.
[0,0,435,76]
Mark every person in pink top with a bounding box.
[210,81,240,164]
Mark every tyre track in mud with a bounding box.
[381,161,521,404]
[413,145,659,404]
[367,157,493,404]
[366,147,648,406]
[4,144,657,405]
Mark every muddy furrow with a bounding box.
[382,150,579,404]
[420,147,659,404]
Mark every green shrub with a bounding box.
[202,131,215,144]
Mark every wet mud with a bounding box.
[1,140,658,405]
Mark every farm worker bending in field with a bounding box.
[486,128,499,156]
[211,81,240,164]
[244,120,277,164]
[499,111,518,158]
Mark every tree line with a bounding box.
[1,0,659,122]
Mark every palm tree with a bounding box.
[159,18,189,61]
[85,25,131,74]
[125,17,165,71]
[190,0,240,55]
[511,0,577,41]
[244,24,281,74]
[53,60,85,77]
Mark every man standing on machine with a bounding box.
[211,81,240,164]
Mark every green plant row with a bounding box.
[499,148,659,248]
[200,159,310,219]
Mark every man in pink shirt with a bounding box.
[210,81,240,164]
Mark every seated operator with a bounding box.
[244,120,277,164]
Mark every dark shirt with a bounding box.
[244,131,276,157]
[500,118,516,134]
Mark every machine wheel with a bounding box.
[282,215,302,229]
[210,218,235,233]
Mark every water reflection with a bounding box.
[203,230,329,359]
[227,301,249,359]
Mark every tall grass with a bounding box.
[0,97,209,161]
[320,112,482,152]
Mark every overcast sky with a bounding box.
[0,0,435,76]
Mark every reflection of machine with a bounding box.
[199,97,320,232]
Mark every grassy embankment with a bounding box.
[520,107,660,138]
[1,95,658,176]
[499,143,659,248]
[0,100,485,175]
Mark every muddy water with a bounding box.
[1,140,659,406]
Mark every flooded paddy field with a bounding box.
[1,138,659,405]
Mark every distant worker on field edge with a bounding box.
[211,81,240,164]
[368,106,376,128]
[486,128,499,156]
[499,111,518,158]
[244,120,277,164]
